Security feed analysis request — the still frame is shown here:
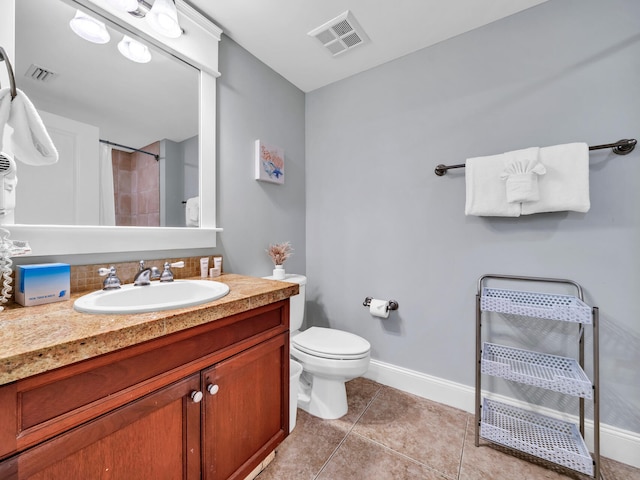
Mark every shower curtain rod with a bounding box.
[434,138,637,176]
[100,139,160,161]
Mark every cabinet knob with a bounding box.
[190,390,204,403]
[207,384,219,395]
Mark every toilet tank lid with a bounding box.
[263,273,307,285]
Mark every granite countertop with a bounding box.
[0,274,298,386]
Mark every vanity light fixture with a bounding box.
[69,10,111,44]
[117,35,152,63]
[146,0,183,38]
[104,0,139,12]
[125,0,152,19]
[107,0,184,38]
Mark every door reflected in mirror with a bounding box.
[13,0,199,227]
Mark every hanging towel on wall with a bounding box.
[499,147,546,203]
[465,153,521,217]
[521,142,589,215]
[0,88,58,166]
[185,196,199,227]
[0,88,11,147]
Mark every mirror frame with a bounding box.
[5,0,223,255]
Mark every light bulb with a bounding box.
[69,10,110,44]
[118,35,152,63]
[146,0,182,38]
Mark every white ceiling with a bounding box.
[189,0,549,92]
[11,0,550,149]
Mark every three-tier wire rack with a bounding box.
[475,274,600,478]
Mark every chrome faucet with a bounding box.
[98,266,121,290]
[133,260,161,286]
[160,261,185,282]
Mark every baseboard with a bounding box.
[364,359,640,469]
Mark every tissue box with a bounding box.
[15,263,70,307]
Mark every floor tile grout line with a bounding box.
[456,414,471,480]
[356,385,468,479]
[312,384,385,480]
[349,430,458,480]
[331,384,458,480]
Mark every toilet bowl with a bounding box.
[264,273,371,420]
[291,326,370,419]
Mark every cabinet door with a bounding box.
[0,374,202,480]
[202,334,288,480]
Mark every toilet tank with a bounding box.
[263,273,306,331]
[283,274,306,332]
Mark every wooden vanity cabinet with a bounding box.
[0,374,203,480]
[203,334,288,480]
[0,300,290,480]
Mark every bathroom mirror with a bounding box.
[4,0,222,254]
[15,0,199,228]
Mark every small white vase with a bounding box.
[273,264,286,280]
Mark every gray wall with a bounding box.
[160,139,184,227]
[215,37,306,277]
[305,0,640,432]
[162,135,198,227]
[183,135,199,201]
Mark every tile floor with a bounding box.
[258,378,640,480]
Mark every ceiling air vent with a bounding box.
[25,64,57,82]
[308,11,370,57]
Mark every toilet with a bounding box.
[275,274,371,420]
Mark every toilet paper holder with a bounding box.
[363,297,399,311]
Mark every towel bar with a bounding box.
[434,139,637,176]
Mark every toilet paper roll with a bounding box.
[369,298,390,319]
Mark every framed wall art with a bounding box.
[255,140,284,184]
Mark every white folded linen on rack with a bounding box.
[499,147,546,203]
[465,153,521,217]
[521,142,589,215]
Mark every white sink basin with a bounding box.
[74,280,230,314]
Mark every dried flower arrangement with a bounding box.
[266,242,293,266]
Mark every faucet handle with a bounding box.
[98,266,121,290]
[160,261,183,282]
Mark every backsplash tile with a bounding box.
[69,256,222,293]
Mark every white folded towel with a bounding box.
[500,147,546,203]
[521,142,589,215]
[465,153,521,217]
[185,196,199,227]
[0,88,58,166]
[0,88,11,148]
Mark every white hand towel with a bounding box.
[521,142,589,215]
[185,196,199,227]
[5,88,58,166]
[465,153,521,217]
[500,147,546,203]
[0,88,11,150]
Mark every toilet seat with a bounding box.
[292,327,370,360]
